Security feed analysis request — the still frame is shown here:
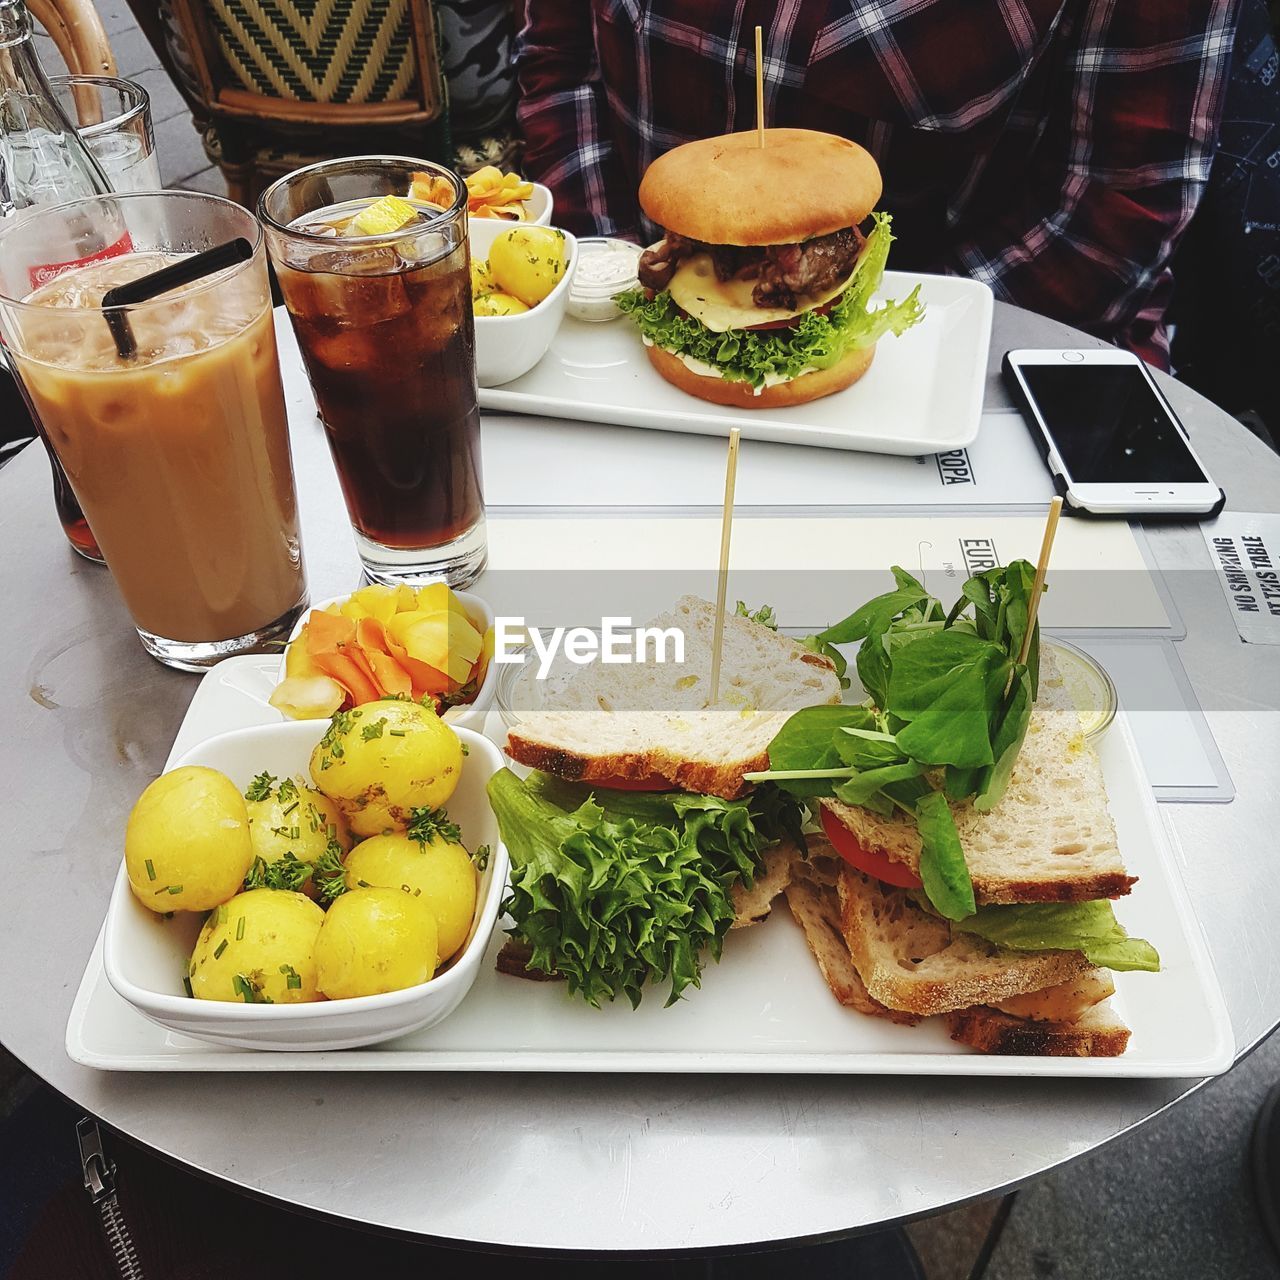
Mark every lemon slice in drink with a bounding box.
[352,195,418,235]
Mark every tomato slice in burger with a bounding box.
[820,807,923,888]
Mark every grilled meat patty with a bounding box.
[637,226,863,311]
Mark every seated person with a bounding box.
[516,0,1238,368]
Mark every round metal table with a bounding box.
[3,301,1279,1256]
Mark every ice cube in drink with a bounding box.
[272,197,483,560]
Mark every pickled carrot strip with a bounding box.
[311,651,379,706]
[306,610,356,652]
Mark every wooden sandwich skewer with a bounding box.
[709,427,742,704]
[1018,495,1064,667]
[755,26,765,148]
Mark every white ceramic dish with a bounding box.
[465,182,552,226]
[70,654,1232,1076]
[280,591,495,732]
[469,219,578,387]
[100,718,509,1052]
[478,272,993,455]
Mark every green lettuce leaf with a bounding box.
[488,769,770,1008]
[615,213,924,389]
[951,900,1160,972]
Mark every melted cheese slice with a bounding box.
[668,251,858,333]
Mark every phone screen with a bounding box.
[1020,364,1210,485]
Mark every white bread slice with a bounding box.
[784,862,922,1025]
[506,596,841,799]
[820,658,1135,904]
[730,840,798,929]
[945,999,1131,1057]
[834,861,1089,1017]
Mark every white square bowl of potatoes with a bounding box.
[102,712,508,1051]
[469,218,577,386]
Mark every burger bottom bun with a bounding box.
[643,342,876,409]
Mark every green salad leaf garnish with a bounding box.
[749,562,1042,921]
[615,213,923,389]
[949,900,1160,972]
[487,769,798,1009]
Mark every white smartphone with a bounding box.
[1002,348,1221,516]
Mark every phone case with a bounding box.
[999,352,1226,522]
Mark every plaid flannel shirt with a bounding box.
[516,0,1239,365]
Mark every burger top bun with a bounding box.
[639,128,882,247]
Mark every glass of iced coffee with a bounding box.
[0,192,308,669]
[260,156,485,589]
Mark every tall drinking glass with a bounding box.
[260,156,486,588]
[48,75,161,193]
[0,191,308,669]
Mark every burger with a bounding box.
[617,128,923,409]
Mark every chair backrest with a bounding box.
[165,0,445,127]
[27,0,116,76]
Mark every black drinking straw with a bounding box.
[100,237,255,360]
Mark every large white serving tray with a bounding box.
[478,272,993,455]
[68,654,1233,1076]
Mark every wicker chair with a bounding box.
[138,0,455,205]
[28,0,116,76]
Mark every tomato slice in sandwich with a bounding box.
[589,773,672,791]
[820,807,923,889]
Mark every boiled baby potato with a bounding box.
[314,887,439,999]
[344,827,477,961]
[309,700,463,838]
[487,225,567,307]
[125,766,254,913]
[244,772,353,865]
[473,290,529,316]
[188,888,325,1004]
[470,257,496,299]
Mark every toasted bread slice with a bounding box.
[785,867,921,1025]
[820,661,1135,904]
[835,862,1089,1017]
[505,596,841,799]
[946,1000,1131,1057]
[730,841,798,929]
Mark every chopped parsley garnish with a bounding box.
[245,771,277,802]
[279,963,302,990]
[361,719,387,741]
[312,841,349,904]
[406,806,461,847]
[277,778,299,804]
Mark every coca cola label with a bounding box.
[27,230,134,290]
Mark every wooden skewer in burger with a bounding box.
[618,129,925,409]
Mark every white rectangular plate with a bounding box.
[479,272,993,455]
[68,655,1233,1076]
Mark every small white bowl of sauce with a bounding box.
[568,237,643,322]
